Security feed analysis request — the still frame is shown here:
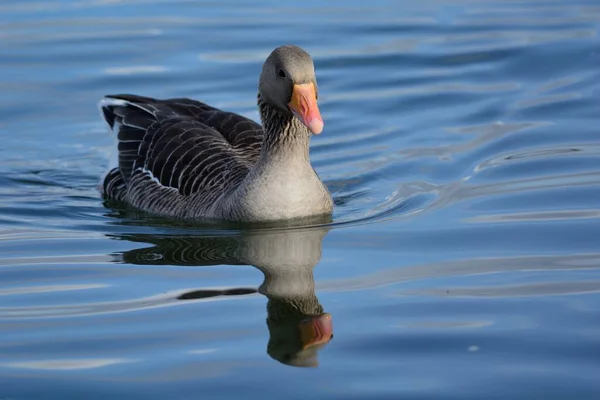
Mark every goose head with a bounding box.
[258,45,323,135]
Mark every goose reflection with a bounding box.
[117,226,333,367]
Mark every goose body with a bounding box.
[99,45,333,222]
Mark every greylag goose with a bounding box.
[119,227,333,367]
[99,45,333,223]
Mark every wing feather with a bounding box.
[100,94,264,209]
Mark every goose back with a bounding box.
[100,94,265,218]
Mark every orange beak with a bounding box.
[298,313,333,350]
[288,82,324,134]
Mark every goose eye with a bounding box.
[277,69,286,78]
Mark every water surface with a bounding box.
[2,0,600,398]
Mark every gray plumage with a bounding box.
[99,45,333,222]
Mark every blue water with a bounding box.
[2,0,600,398]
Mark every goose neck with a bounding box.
[258,95,311,160]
